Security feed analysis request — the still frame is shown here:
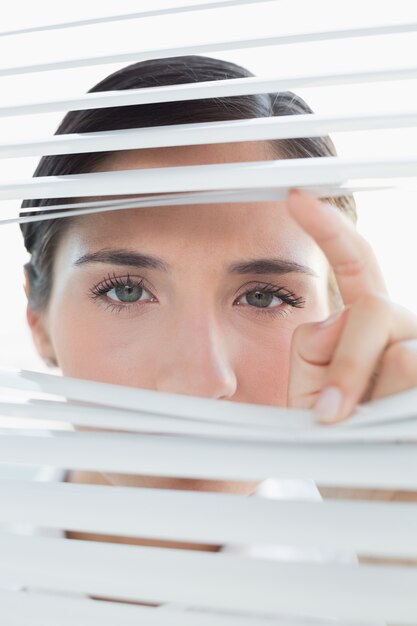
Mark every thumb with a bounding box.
[287,308,349,409]
[295,308,349,366]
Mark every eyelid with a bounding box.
[235,279,292,294]
[234,280,298,300]
[89,272,158,302]
[233,281,306,311]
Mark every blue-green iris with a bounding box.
[114,284,143,303]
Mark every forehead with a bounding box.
[61,142,327,272]
[97,140,272,170]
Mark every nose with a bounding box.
[155,311,237,400]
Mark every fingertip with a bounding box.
[313,386,344,424]
[287,188,304,204]
[286,188,319,216]
[314,392,357,427]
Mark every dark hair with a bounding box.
[20,54,356,311]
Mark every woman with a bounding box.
[19,55,417,553]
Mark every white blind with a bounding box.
[0,1,416,624]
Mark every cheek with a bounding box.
[228,323,294,407]
[48,296,161,387]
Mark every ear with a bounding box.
[24,269,58,367]
[26,306,57,366]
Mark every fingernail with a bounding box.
[313,386,343,423]
[319,310,343,328]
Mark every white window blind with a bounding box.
[0,1,416,624]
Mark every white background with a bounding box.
[0,0,416,371]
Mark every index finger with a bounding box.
[286,189,388,304]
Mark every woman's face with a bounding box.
[37,141,332,407]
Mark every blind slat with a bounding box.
[1,397,417,442]
[1,432,416,488]
[1,22,416,77]
[7,185,393,227]
[1,533,416,621]
[0,589,254,626]
[0,367,314,426]
[3,111,417,159]
[1,157,417,201]
[1,369,416,430]
[1,480,417,558]
[0,0,277,38]
[1,66,416,118]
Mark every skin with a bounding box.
[27,141,417,554]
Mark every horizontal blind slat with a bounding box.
[0,367,314,426]
[3,111,417,159]
[0,369,416,429]
[0,589,259,626]
[10,186,390,227]
[0,0,277,38]
[1,480,417,557]
[1,157,417,201]
[7,185,395,227]
[1,398,417,442]
[0,432,416,488]
[1,533,416,621]
[1,66,416,118]
[0,23,416,77]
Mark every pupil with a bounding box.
[115,284,143,302]
[247,290,273,308]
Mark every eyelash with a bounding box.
[88,273,306,318]
[235,282,305,319]
[89,272,154,313]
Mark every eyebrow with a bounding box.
[74,249,318,277]
[228,258,318,277]
[74,250,170,272]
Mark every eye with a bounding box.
[89,273,156,308]
[234,283,306,316]
[107,282,148,303]
[240,289,282,309]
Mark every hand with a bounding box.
[286,189,417,424]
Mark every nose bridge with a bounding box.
[155,303,237,399]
